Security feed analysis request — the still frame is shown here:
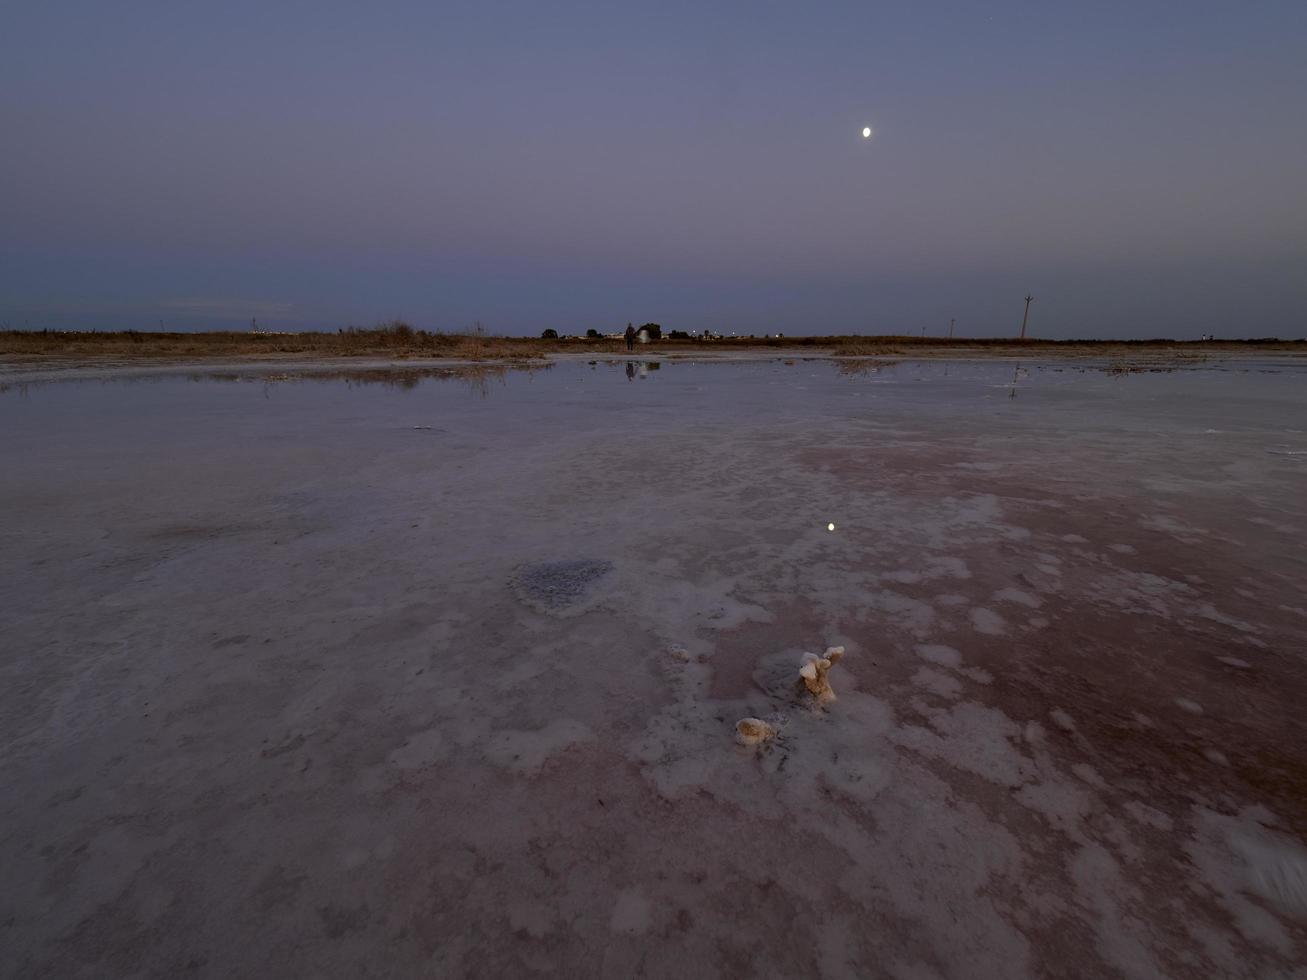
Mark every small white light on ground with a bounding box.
[862,126,872,139]
[827,522,835,531]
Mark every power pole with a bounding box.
[1019,295,1034,340]
[949,318,955,339]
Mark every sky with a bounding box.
[2,0,1305,339]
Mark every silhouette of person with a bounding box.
[625,323,636,352]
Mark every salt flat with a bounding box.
[2,357,1305,978]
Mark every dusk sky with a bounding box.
[3,1,1304,338]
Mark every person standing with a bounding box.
[625,322,636,352]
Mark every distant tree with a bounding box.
[640,323,662,340]
[668,330,690,340]
[586,328,602,339]
[541,328,558,339]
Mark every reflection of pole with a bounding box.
[1019,295,1033,339]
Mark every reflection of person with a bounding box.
[625,323,635,351]
[625,361,636,381]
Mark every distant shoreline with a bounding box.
[2,327,1303,369]
[3,339,1305,390]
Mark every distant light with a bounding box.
[827,522,836,532]
[861,126,873,139]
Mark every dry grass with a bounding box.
[0,323,550,361]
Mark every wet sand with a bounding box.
[2,358,1305,978]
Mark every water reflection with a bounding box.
[0,361,551,398]
[7,354,1301,412]
[343,364,548,398]
[623,361,662,380]
[834,358,898,377]
[829,356,1040,401]
[1105,361,1182,375]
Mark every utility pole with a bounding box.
[949,318,955,339]
[1019,295,1034,340]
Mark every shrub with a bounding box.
[541,329,558,339]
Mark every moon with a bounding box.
[861,126,873,139]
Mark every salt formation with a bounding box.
[735,718,777,746]
[798,646,845,702]
[510,558,614,615]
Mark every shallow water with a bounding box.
[2,357,1306,978]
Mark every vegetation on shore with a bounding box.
[0,323,541,361]
[1,322,1301,362]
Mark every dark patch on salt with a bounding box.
[512,559,614,613]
